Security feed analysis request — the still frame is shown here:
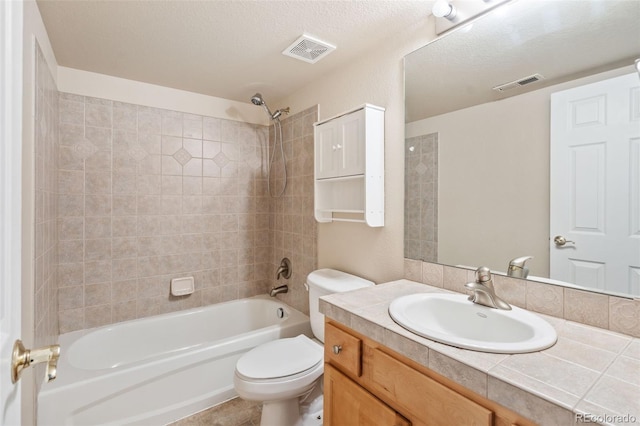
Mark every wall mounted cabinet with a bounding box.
[314,104,384,226]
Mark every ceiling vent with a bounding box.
[282,34,336,64]
[493,73,545,92]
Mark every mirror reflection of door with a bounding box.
[550,72,640,295]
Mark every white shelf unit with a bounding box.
[314,104,385,227]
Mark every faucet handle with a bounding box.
[474,266,492,283]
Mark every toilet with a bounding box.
[233,269,374,426]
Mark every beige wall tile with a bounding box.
[609,297,640,338]
[56,98,311,332]
[526,280,563,317]
[404,258,422,281]
[564,288,609,329]
[85,305,112,328]
[442,265,468,294]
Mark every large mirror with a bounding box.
[404,0,640,297]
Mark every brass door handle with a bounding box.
[553,235,575,247]
[11,339,61,384]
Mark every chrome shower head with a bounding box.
[250,93,264,106]
[249,93,289,121]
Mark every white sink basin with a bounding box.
[388,293,557,353]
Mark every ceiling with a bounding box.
[37,0,433,105]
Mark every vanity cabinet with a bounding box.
[325,365,411,426]
[314,104,384,226]
[324,320,535,426]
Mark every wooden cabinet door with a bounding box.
[324,364,410,426]
[363,347,493,426]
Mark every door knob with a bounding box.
[553,235,575,247]
[332,345,342,354]
[11,339,61,384]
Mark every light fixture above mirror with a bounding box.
[432,0,510,35]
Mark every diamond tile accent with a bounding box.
[415,162,428,175]
[213,151,229,168]
[246,156,261,171]
[72,138,98,159]
[173,148,192,166]
[127,144,148,162]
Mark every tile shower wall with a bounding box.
[57,95,273,332]
[405,133,438,262]
[34,43,59,373]
[266,106,318,315]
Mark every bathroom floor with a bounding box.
[170,398,262,426]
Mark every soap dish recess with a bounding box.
[171,277,194,296]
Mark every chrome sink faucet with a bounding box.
[464,267,512,310]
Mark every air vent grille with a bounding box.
[493,73,545,92]
[282,34,336,64]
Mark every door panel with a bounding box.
[0,0,23,422]
[551,72,640,294]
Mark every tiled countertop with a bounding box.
[319,280,640,426]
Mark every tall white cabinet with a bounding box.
[314,104,385,227]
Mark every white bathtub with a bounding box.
[38,296,312,425]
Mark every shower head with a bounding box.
[250,93,264,106]
[250,93,289,121]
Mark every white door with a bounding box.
[550,72,640,295]
[0,0,23,424]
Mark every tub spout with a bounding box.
[270,285,289,297]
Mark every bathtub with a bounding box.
[38,295,312,425]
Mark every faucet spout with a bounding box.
[270,285,289,297]
[465,267,511,310]
[507,256,533,278]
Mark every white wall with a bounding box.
[278,19,437,284]
[406,65,635,278]
[58,67,269,125]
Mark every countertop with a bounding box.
[319,279,640,426]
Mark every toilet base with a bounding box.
[260,399,301,426]
[257,381,323,426]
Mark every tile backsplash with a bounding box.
[405,259,640,338]
[57,93,313,332]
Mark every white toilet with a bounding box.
[233,269,374,426]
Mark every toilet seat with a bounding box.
[236,335,323,381]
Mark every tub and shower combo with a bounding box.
[38,296,312,425]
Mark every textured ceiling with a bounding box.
[37,0,432,105]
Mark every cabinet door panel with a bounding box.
[324,364,411,426]
[364,347,492,426]
[316,123,339,179]
[338,109,366,177]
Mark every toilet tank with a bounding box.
[306,269,374,342]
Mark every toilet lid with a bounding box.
[236,335,323,380]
